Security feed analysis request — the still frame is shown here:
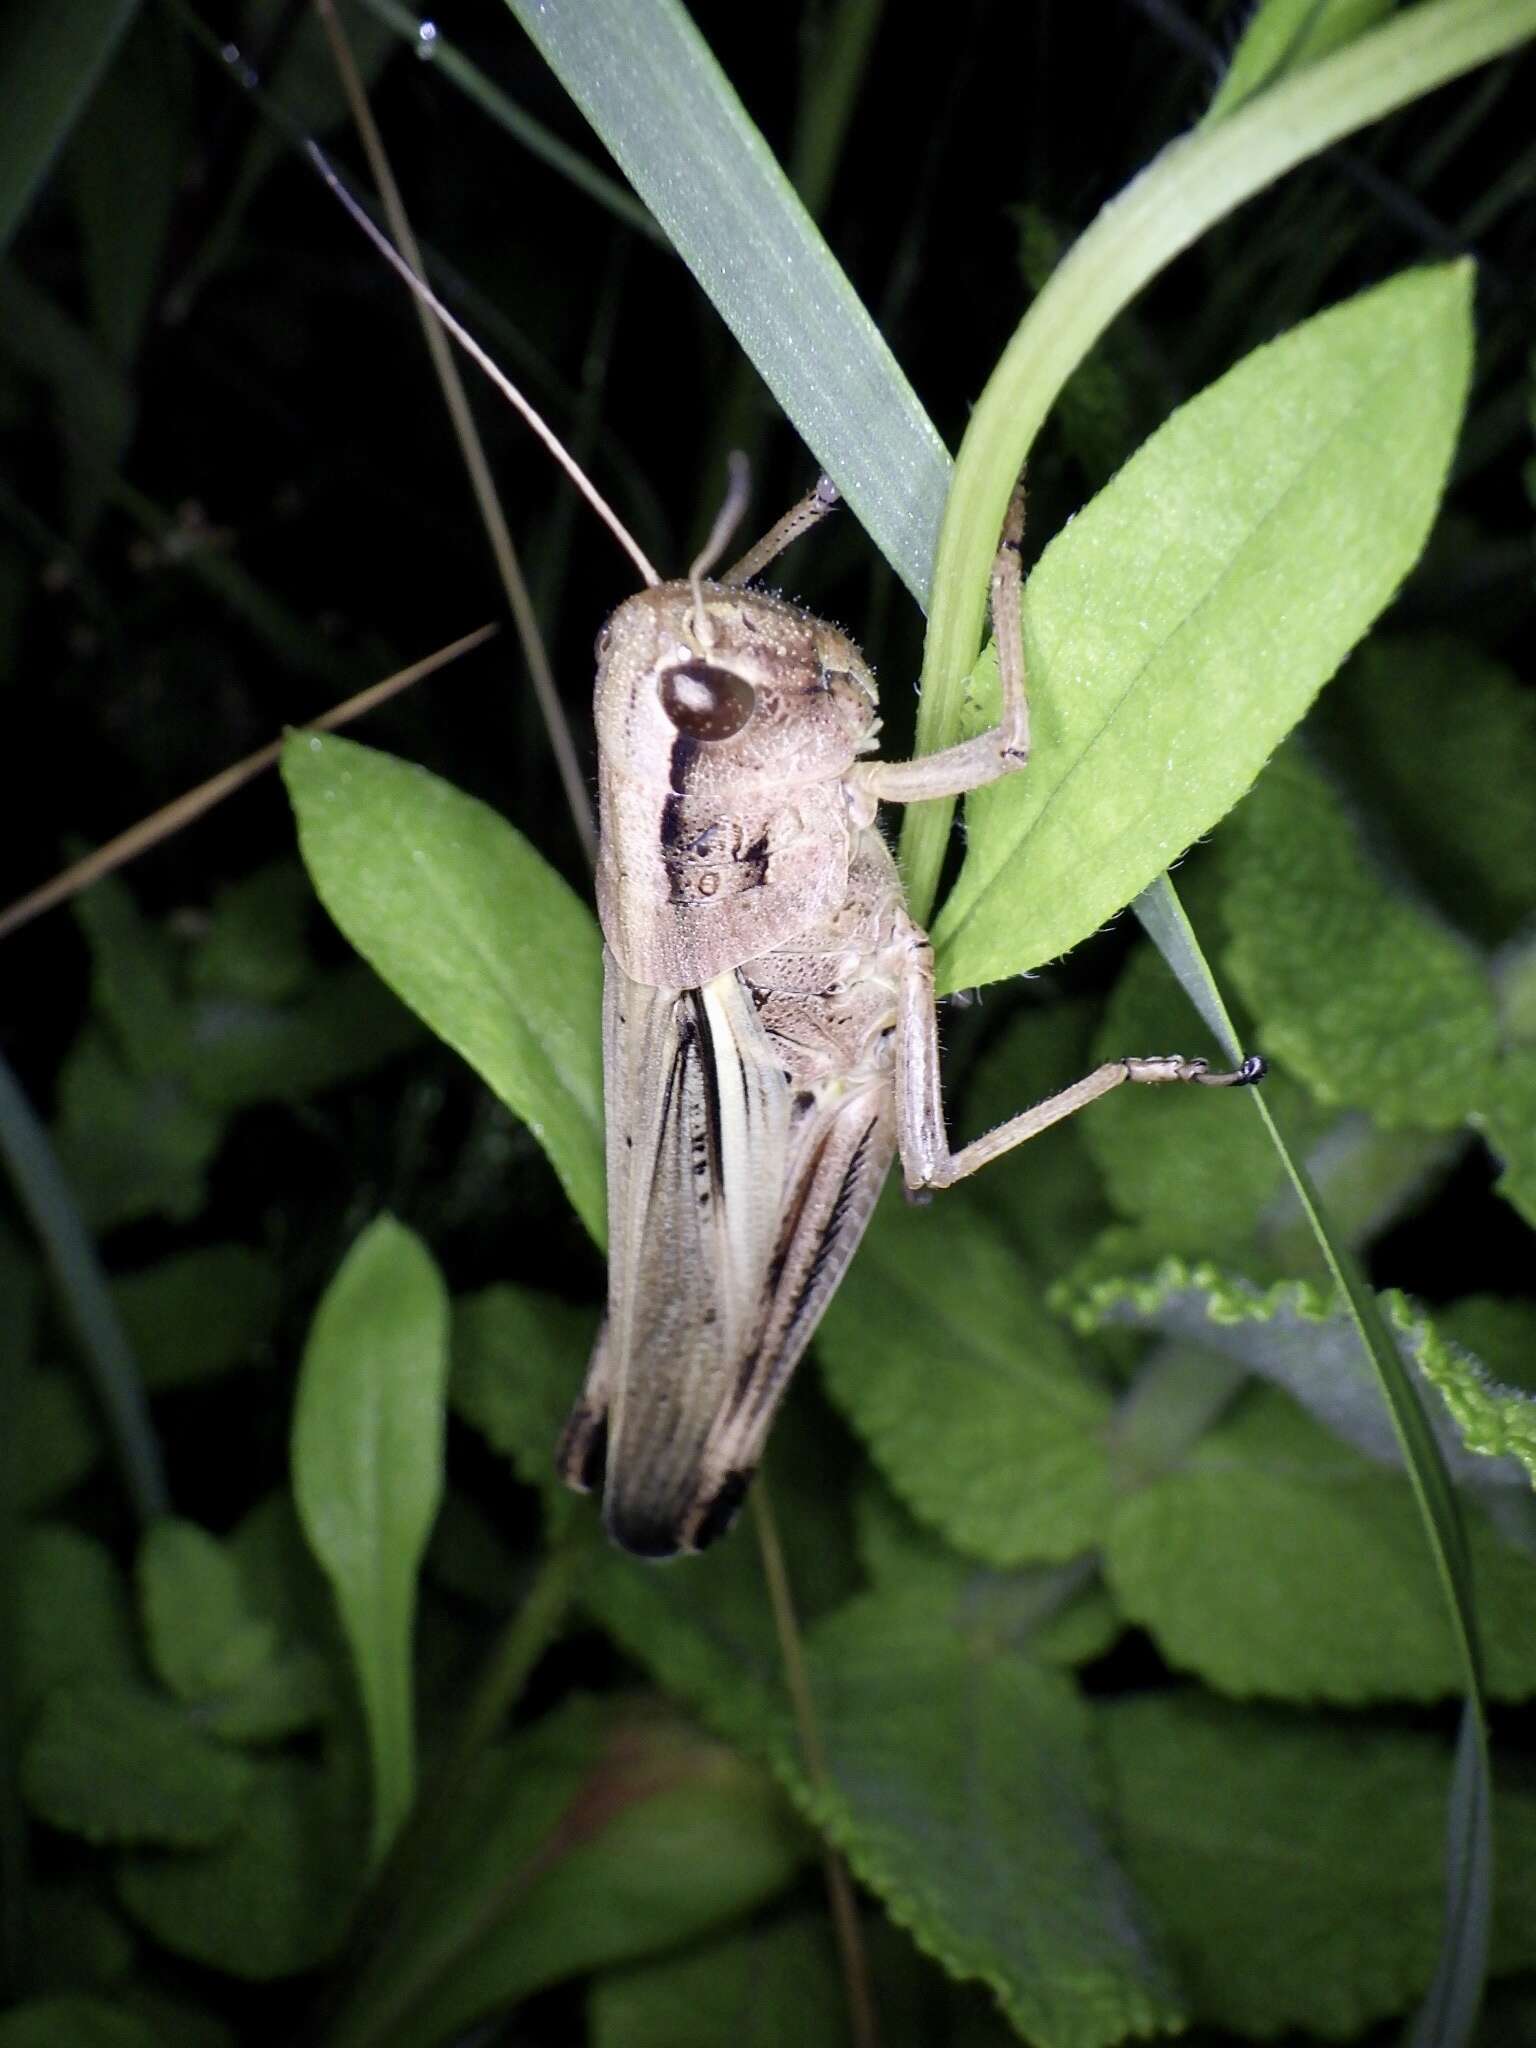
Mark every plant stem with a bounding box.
[752,1484,880,2048]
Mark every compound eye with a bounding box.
[659,661,756,741]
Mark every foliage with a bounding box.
[3,4,1536,2048]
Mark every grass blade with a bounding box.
[0,1052,166,1525]
[0,0,140,256]
[504,0,950,605]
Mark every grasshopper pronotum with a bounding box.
[321,161,1266,1563]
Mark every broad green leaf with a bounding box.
[1103,1693,1536,2037]
[0,0,140,256]
[113,1246,280,1392]
[1418,1296,1536,1486]
[328,1697,809,2048]
[1221,750,1499,1127]
[291,1215,450,1864]
[585,1557,1178,2048]
[506,0,949,606]
[1066,1259,1530,1496]
[854,1480,1122,1670]
[18,1524,137,1713]
[932,264,1474,990]
[1104,1388,1536,1701]
[0,2000,160,2048]
[1319,636,1536,944]
[817,1188,1113,1565]
[17,1367,101,1511]
[181,966,423,1112]
[28,1879,135,1995]
[283,733,605,1241]
[1475,1043,1536,1230]
[186,864,313,1003]
[590,1916,851,2048]
[54,1026,221,1230]
[21,1680,253,1846]
[139,1519,275,1702]
[1205,0,1395,124]
[450,1282,598,1496]
[785,1594,1181,2048]
[116,1754,361,1979]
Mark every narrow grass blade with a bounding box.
[0,1053,166,1525]
[0,0,140,255]
[504,0,950,606]
[1135,879,1492,2048]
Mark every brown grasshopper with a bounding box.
[556,479,1265,1558]
[312,161,1264,1562]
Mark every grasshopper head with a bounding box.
[594,582,880,986]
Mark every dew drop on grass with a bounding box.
[416,20,439,58]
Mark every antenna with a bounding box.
[307,143,662,592]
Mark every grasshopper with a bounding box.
[555,477,1266,1559]
[312,158,1264,1562]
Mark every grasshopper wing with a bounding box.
[562,950,792,1557]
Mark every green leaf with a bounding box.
[1104,1387,1536,1701]
[292,1215,450,1864]
[1103,1692,1536,2037]
[1475,1043,1536,1230]
[0,1999,161,2048]
[329,1697,809,2048]
[1066,1258,1531,1497]
[1205,0,1395,124]
[1221,750,1499,1127]
[113,1245,281,1393]
[282,733,605,1242]
[904,6,1531,922]
[931,263,1474,990]
[1416,1296,1536,1486]
[817,1188,1113,1565]
[18,1524,138,1713]
[21,1679,253,1846]
[785,1594,1181,2048]
[17,1368,102,1512]
[67,10,188,367]
[185,864,314,1003]
[116,1754,362,1979]
[506,0,949,606]
[137,1520,277,1704]
[1318,636,1536,945]
[585,1547,1176,2048]
[854,1480,1122,1670]
[54,1026,221,1230]
[181,965,423,1112]
[449,1282,598,1495]
[589,1915,851,2048]
[0,0,140,256]
[28,1879,135,1994]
